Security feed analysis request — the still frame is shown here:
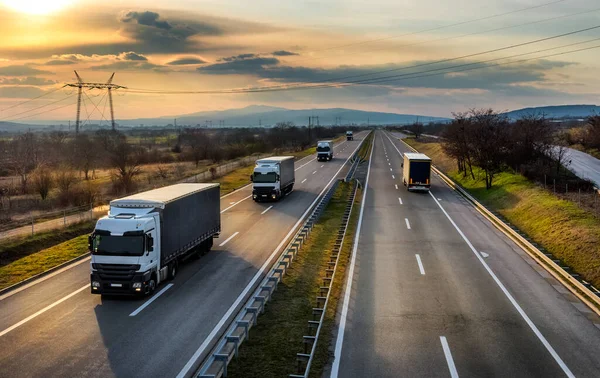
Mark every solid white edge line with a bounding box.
[0,257,91,301]
[301,178,307,184]
[405,218,411,230]
[129,283,174,317]
[398,197,403,205]
[331,132,375,378]
[0,284,89,337]
[440,336,459,378]
[428,192,574,378]
[220,196,251,214]
[218,232,239,247]
[177,132,368,378]
[416,254,425,275]
[261,206,273,215]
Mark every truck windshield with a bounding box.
[253,172,277,183]
[317,145,331,152]
[92,235,144,256]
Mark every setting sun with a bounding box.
[2,0,73,15]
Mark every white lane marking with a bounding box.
[301,178,307,184]
[219,232,239,247]
[331,132,374,378]
[440,336,459,378]
[388,162,391,166]
[295,158,316,171]
[390,168,393,172]
[398,197,403,205]
[481,251,490,258]
[429,192,574,377]
[221,196,251,214]
[261,206,273,215]
[129,284,174,317]
[312,170,317,175]
[392,175,395,179]
[229,202,236,205]
[416,254,425,275]
[405,218,411,229]
[0,284,89,337]
[321,165,324,168]
[0,256,91,301]
[178,133,368,378]
[395,184,398,190]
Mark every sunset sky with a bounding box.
[0,0,599,122]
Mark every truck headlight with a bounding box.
[132,282,142,288]
[92,281,100,288]
[253,195,257,199]
[272,194,277,199]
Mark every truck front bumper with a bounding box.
[90,271,151,296]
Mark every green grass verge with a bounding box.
[0,221,94,266]
[227,181,360,378]
[357,131,374,160]
[404,137,600,288]
[0,234,89,290]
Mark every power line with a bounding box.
[0,93,76,121]
[293,0,566,59]
[3,100,75,122]
[123,24,600,95]
[0,85,66,113]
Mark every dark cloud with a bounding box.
[44,60,76,66]
[90,60,167,72]
[0,77,57,86]
[272,50,299,56]
[198,56,575,94]
[0,65,52,76]
[119,52,148,61]
[0,86,46,98]
[219,53,259,62]
[120,11,172,30]
[167,57,207,65]
[198,57,279,74]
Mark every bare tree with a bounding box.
[110,141,142,194]
[9,132,39,194]
[469,109,510,189]
[409,122,425,139]
[442,113,475,179]
[55,166,77,205]
[73,134,97,180]
[32,164,54,200]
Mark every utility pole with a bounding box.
[66,71,125,133]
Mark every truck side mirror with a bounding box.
[250,175,253,182]
[88,235,93,253]
[401,163,404,167]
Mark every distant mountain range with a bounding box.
[120,105,450,127]
[2,104,598,131]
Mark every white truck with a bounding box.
[251,156,295,201]
[402,153,432,191]
[89,183,221,296]
[346,131,354,141]
[317,140,334,161]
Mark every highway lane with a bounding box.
[0,134,365,378]
[559,146,600,188]
[333,131,600,377]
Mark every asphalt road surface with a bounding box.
[0,133,366,378]
[561,146,600,188]
[332,131,600,378]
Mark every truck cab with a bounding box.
[317,140,334,161]
[346,131,353,141]
[251,156,295,201]
[90,208,161,295]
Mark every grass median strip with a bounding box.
[226,181,360,378]
[404,137,600,289]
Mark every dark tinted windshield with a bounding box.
[317,145,331,152]
[253,172,277,183]
[92,235,144,256]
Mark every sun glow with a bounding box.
[2,0,73,15]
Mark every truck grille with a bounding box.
[254,186,275,195]
[92,263,140,281]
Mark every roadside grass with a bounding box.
[227,181,359,378]
[217,165,255,195]
[404,137,600,288]
[357,131,374,160]
[0,233,89,290]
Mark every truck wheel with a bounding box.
[208,236,214,250]
[147,276,156,295]
[168,261,178,280]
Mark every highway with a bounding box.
[0,133,366,378]
[561,146,600,188]
[332,131,600,377]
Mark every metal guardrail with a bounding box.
[395,134,600,316]
[291,180,358,378]
[197,179,344,378]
